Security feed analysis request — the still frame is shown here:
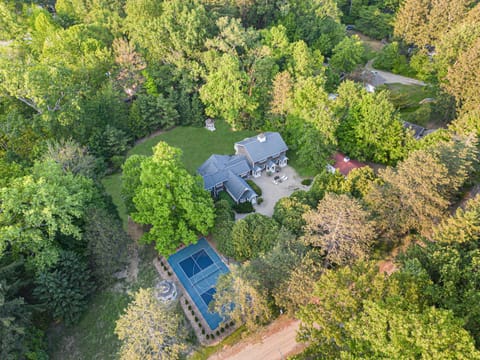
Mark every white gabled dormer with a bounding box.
[257,133,266,143]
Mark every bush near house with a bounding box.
[246,180,262,196]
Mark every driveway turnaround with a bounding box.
[251,166,309,217]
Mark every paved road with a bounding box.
[365,60,426,87]
[210,318,303,360]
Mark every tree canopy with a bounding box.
[129,142,215,255]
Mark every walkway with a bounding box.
[209,317,304,360]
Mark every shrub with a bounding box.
[195,316,198,322]
[221,327,225,333]
[217,191,236,207]
[110,155,125,172]
[211,334,215,339]
[216,330,220,336]
[246,179,262,196]
[167,271,172,276]
[34,251,94,325]
[206,334,210,339]
[188,305,192,310]
[191,310,194,316]
[225,323,230,329]
[185,299,189,304]
[301,178,313,186]
[256,197,263,205]
[233,201,255,214]
[230,321,234,327]
[231,213,280,260]
[202,329,205,335]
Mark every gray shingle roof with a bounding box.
[224,171,257,202]
[198,154,251,190]
[403,121,426,139]
[235,132,288,163]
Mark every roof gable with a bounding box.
[198,154,251,190]
[235,132,288,163]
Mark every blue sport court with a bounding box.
[168,238,230,330]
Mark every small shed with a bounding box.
[205,118,215,131]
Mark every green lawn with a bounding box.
[101,173,126,228]
[379,83,437,127]
[128,120,256,174]
[102,121,256,225]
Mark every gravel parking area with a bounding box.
[251,166,308,217]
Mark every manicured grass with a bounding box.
[101,173,127,228]
[128,121,256,174]
[189,326,246,360]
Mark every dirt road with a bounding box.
[209,318,304,360]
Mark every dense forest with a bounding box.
[1,0,480,359]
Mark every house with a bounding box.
[198,132,288,203]
[327,152,366,176]
[403,121,426,140]
[234,132,288,177]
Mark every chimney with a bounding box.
[257,133,266,143]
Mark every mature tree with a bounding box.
[303,193,376,266]
[444,37,480,113]
[342,166,376,199]
[0,23,113,124]
[34,251,94,325]
[434,194,480,245]
[269,71,293,117]
[121,155,147,214]
[115,288,187,360]
[449,109,480,139]
[297,262,388,357]
[200,52,258,130]
[273,249,324,313]
[84,208,131,285]
[335,83,411,164]
[394,0,472,47]
[277,0,344,55]
[211,200,235,257]
[273,197,311,235]
[212,265,272,331]
[43,139,98,178]
[112,38,146,98]
[0,258,33,360]
[131,142,215,256]
[306,170,346,207]
[329,35,365,74]
[0,161,95,270]
[128,93,179,139]
[344,300,480,359]
[367,137,478,238]
[230,213,279,260]
[245,229,305,296]
[125,0,209,66]
[401,195,480,345]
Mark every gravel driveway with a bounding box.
[366,59,426,87]
[250,166,308,217]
